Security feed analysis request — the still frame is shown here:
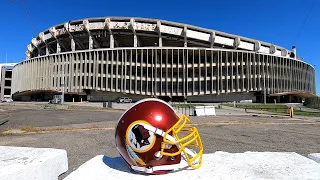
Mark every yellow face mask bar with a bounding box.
[160,114,203,169]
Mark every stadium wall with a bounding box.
[11,17,316,102]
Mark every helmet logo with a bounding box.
[126,120,156,153]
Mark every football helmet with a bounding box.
[115,98,203,174]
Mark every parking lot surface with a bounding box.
[0,102,319,179]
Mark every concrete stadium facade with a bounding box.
[12,17,316,102]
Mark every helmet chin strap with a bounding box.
[129,125,200,174]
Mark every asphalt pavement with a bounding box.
[0,102,319,179]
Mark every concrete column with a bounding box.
[106,51,109,90]
[204,50,207,94]
[93,51,97,90]
[150,49,155,95]
[101,51,105,91]
[71,38,76,51]
[133,32,139,47]
[46,45,49,55]
[220,51,223,93]
[57,42,61,53]
[177,49,179,94]
[74,53,78,91]
[171,49,173,96]
[210,32,215,48]
[270,56,274,93]
[249,53,252,91]
[184,25,187,47]
[129,50,132,93]
[241,53,244,91]
[216,51,220,94]
[79,52,83,90]
[192,49,195,95]
[89,36,94,50]
[231,52,234,92]
[225,51,228,93]
[134,50,137,93]
[160,50,163,95]
[211,51,214,93]
[70,53,74,92]
[84,52,88,88]
[154,49,157,95]
[266,55,269,93]
[139,50,143,94]
[111,50,114,90]
[120,50,123,92]
[110,33,114,48]
[276,58,281,92]
[130,18,139,47]
[89,51,93,88]
[0,67,5,99]
[198,50,201,94]
[165,49,168,95]
[123,50,127,92]
[157,21,162,47]
[146,49,148,95]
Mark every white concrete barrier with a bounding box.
[0,146,68,180]
[194,106,216,116]
[308,153,320,163]
[64,151,320,180]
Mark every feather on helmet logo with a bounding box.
[126,120,156,153]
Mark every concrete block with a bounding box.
[308,153,320,163]
[65,152,320,180]
[0,146,68,180]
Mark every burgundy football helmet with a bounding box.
[115,98,203,174]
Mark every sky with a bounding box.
[0,0,319,94]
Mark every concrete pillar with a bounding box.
[210,32,215,48]
[110,33,114,48]
[157,21,162,47]
[0,67,5,99]
[71,38,76,51]
[83,52,88,88]
[130,18,139,47]
[184,25,187,47]
[46,45,49,55]
[57,42,61,53]
[89,36,94,50]
[211,51,214,93]
[216,51,220,94]
[192,49,195,95]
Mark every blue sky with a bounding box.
[0,0,319,94]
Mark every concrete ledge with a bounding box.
[65,151,320,180]
[0,146,68,180]
[308,153,320,163]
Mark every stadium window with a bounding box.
[98,77,101,88]
[98,64,101,74]
[5,71,12,78]
[5,80,11,87]
[188,81,193,92]
[4,89,11,95]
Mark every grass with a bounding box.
[222,103,320,117]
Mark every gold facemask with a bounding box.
[160,114,203,169]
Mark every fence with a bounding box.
[171,103,216,116]
[173,105,195,116]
